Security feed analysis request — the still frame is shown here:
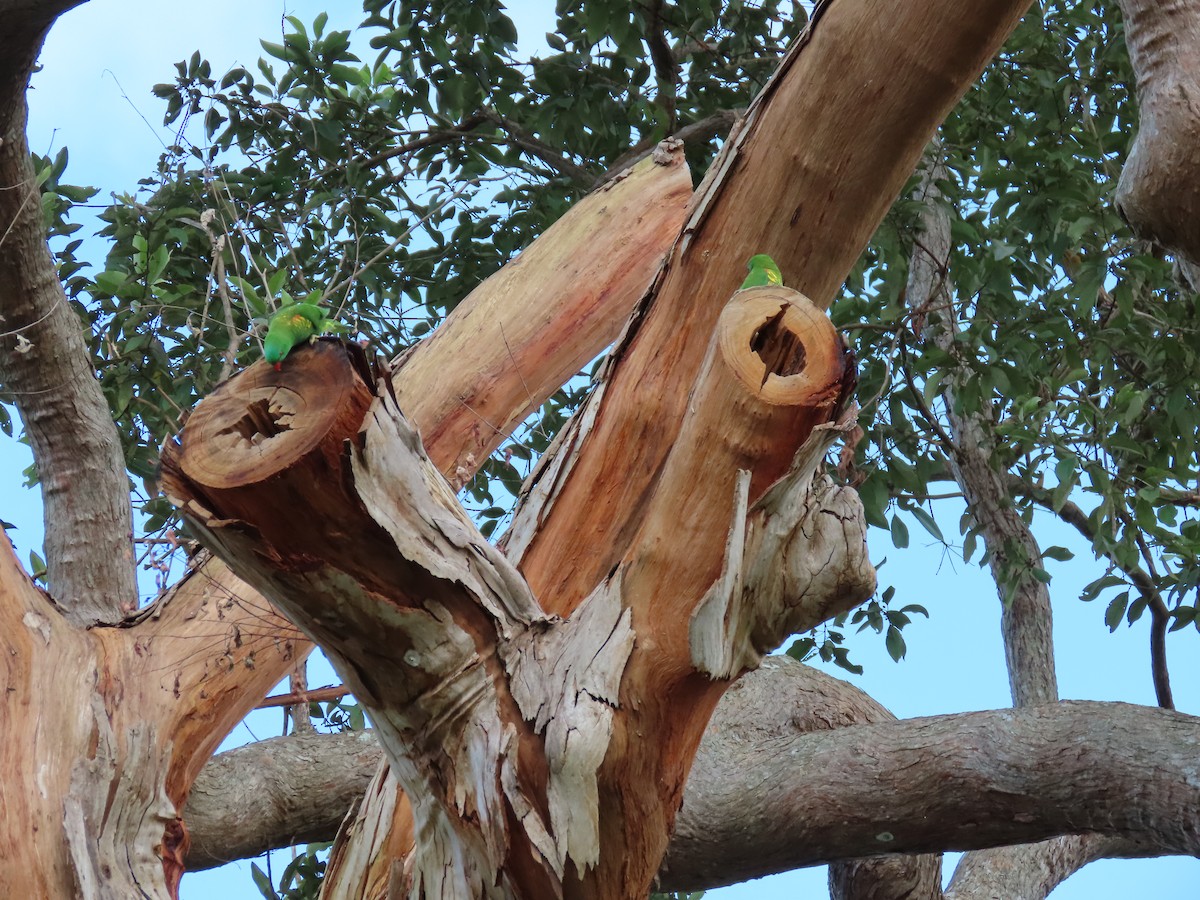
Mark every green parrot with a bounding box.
[263,302,345,370]
[740,254,784,290]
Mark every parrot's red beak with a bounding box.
[273,362,282,372]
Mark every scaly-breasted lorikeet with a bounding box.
[740,254,784,289]
[263,302,344,370]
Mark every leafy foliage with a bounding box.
[13,0,1200,892]
[26,0,1200,705]
[251,843,331,900]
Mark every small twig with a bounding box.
[481,110,595,184]
[287,661,316,734]
[257,685,351,709]
[213,251,239,381]
[898,330,958,455]
[321,178,479,303]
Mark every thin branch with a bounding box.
[320,178,479,304]
[257,685,351,710]
[1004,472,1175,709]
[480,110,596,184]
[600,108,743,184]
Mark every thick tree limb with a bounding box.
[1115,0,1200,270]
[0,0,134,623]
[665,697,1200,885]
[187,730,381,870]
[943,837,1150,900]
[907,144,1057,708]
[184,661,1198,891]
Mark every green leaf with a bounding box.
[785,637,815,662]
[889,515,910,549]
[250,862,277,899]
[28,550,46,582]
[885,626,906,661]
[1104,592,1129,632]
[908,506,944,542]
[1041,545,1074,562]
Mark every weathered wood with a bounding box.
[163,279,859,899]
[395,143,693,485]
[0,537,302,899]
[508,0,1034,621]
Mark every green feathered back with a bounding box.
[263,302,329,365]
[740,254,784,289]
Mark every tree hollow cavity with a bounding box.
[750,309,808,386]
[223,398,292,447]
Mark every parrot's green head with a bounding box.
[747,254,782,279]
[263,332,292,370]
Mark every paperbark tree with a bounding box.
[3,2,1200,900]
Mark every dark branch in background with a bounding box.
[355,109,596,186]
[640,0,680,133]
[257,685,350,710]
[479,109,596,184]
[601,108,743,183]
[1005,472,1175,709]
[358,111,490,171]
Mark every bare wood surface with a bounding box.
[509,0,1035,620]
[395,145,692,483]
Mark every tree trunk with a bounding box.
[0,75,688,897]
[161,4,1039,899]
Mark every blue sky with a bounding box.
[7,2,1197,897]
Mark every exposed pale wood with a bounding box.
[1,132,681,888]
[508,0,1035,624]
[0,535,302,898]
[393,145,692,485]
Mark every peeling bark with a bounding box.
[183,661,1200,894]
[163,282,857,896]
[0,538,303,898]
